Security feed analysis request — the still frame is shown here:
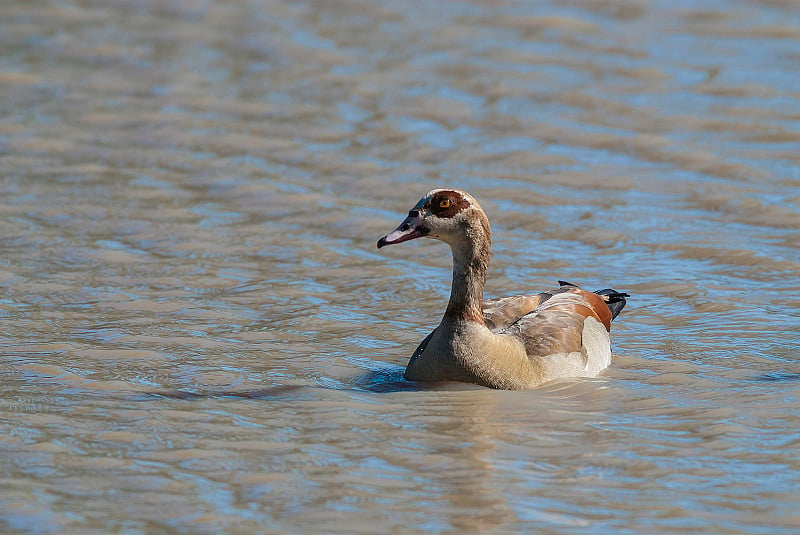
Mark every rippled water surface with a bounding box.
[2,0,799,533]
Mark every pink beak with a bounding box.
[377,211,427,248]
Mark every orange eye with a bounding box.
[439,199,451,209]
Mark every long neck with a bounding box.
[444,221,491,324]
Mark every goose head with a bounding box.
[377,189,490,249]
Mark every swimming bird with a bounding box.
[377,188,628,390]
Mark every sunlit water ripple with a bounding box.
[1,0,799,533]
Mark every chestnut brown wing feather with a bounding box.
[482,294,547,332]
[496,287,608,358]
[501,308,585,357]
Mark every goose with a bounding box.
[377,188,628,390]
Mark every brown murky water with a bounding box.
[2,0,799,533]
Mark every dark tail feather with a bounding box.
[594,288,629,320]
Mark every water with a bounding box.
[1,0,799,533]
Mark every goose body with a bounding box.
[377,188,628,390]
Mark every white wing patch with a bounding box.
[581,316,612,375]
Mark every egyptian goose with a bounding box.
[377,188,628,390]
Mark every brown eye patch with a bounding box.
[428,190,470,218]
